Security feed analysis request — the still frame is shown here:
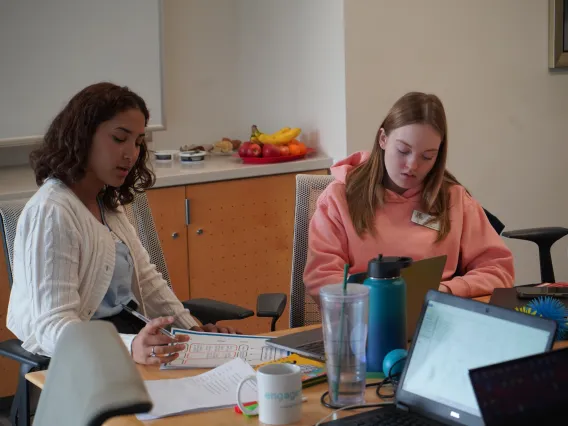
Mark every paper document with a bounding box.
[161,328,289,369]
[137,357,258,420]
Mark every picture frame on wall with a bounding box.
[549,0,568,68]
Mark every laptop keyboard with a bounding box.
[320,407,443,426]
[297,340,325,355]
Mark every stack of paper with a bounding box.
[161,328,289,369]
[137,358,258,420]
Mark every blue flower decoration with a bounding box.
[526,296,568,340]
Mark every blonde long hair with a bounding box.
[345,92,462,242]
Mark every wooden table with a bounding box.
[27,324,379,425]
[26,296,568,425]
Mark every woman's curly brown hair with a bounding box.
[30,82,155,210]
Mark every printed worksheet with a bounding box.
[139,358,258,420]
[160,328,289,369]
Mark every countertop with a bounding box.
[0,152,333,200]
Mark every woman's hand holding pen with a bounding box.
[131,316,189,365]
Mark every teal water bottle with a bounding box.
[363,254,412,373]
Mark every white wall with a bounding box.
[344,0,568,284]
[152,0,241,150]
[235,0,346,161]
[154,0,347,161]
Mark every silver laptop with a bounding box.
[267,255,447,361]
[319,290,557,426]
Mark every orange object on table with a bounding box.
[537,282,568,287]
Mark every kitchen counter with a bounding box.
[0,152,333,200]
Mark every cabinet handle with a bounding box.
[185,198,190,225]
[196,229,203,235]
[172,232,179,239]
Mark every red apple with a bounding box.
[262,144,281,158]
[247,143,262,157]
[238,141,251,157]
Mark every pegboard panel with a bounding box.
[185,170,328,334]
[0,241,18,397]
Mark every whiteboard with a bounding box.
[0,0,165,146]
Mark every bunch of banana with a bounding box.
[250,125,302,145]
[250,125,262,142]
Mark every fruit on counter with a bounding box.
[238,141,251,157]
[262,143,281,158]
[247,143,262,157]
[288,139,308,155]
[238,138,309,158]
[250,124,302,145]
[221,137,242,150]
[258,127,302,144]
[250,125,262,142]
[211,139,234,153]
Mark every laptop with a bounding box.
[490,284,568,312]
[320,290,557,426]
[469,347,568,426]
[267,255,447,361]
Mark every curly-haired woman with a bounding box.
[7,82,238,365]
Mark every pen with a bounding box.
[121,303,174,338]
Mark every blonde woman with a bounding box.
[304,92,514,300]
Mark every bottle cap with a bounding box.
[367,254,413,279]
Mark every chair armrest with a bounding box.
[0,339,51,368]
[502,227,568,247]
[256,293,287,318]
[256,293,287,332]
[182,298,254,325]
[503,226,568,283]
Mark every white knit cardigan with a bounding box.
[7,179,198,356]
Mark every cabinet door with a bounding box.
[0,243,18,397]
[185,170,328,334]
[146,186,190,301]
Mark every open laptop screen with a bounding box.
[398,294,555,425]
[469,347,568,426]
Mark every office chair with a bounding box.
[288,174,568,328]
[33,321,152,426]
[0,192,285,426]
[0,199,50,426]
[289,174,333,328]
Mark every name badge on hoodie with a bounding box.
[411,210,440,231]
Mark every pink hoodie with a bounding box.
[303,152,514,298]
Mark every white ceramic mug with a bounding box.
[236,363,303,425]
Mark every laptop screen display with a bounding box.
[401,299,552,417]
